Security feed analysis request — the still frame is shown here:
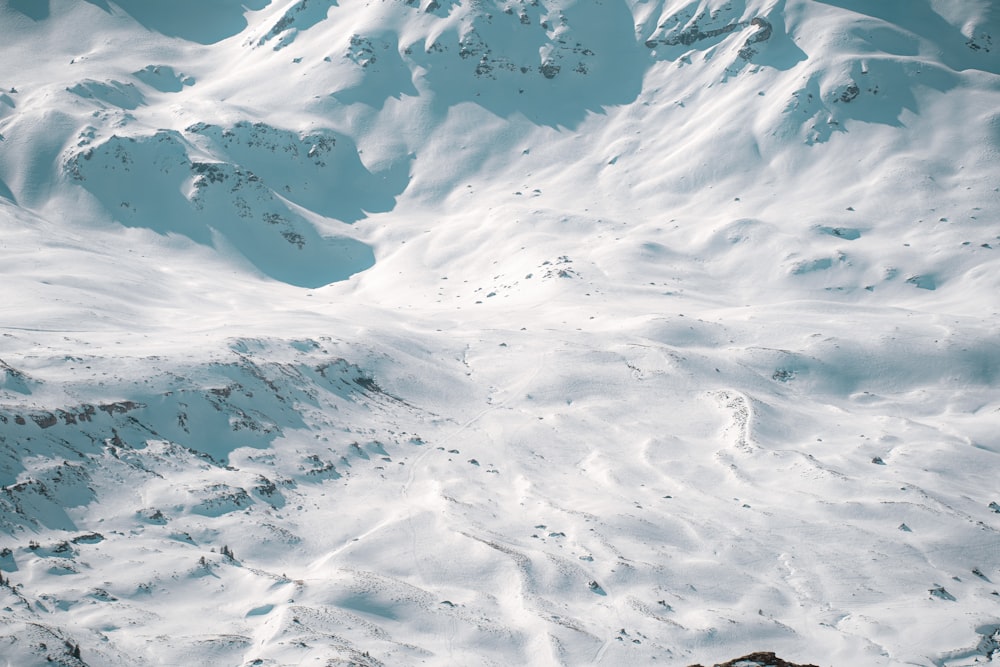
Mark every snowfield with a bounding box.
[1,0,999,665]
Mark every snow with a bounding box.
[1,0,999,665]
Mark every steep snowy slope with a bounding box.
[1,0,999,665]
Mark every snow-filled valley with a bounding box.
[1,0,999,665]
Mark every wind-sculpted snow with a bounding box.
[1,0,1000,664]
[404,0,649,126]
[64,122,388,286]
[253,0,339,51]
[333,33,421,109]
[0,338,413,532]
[65,79,145,111]
[2,318,999,664]
[131,65,195,94]
[91,0,272,45]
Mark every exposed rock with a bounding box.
[645,16,772,61]
[688,652,820,667]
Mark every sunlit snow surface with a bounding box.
[1,0,999,664]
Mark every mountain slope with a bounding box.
[1,0,999,665]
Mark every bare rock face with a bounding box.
[688,652,820,667]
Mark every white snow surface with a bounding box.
[1,0,999,665]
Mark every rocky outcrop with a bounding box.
[645,16,773,60]
[689,652,820,667]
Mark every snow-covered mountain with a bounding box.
[1,0,999,664]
